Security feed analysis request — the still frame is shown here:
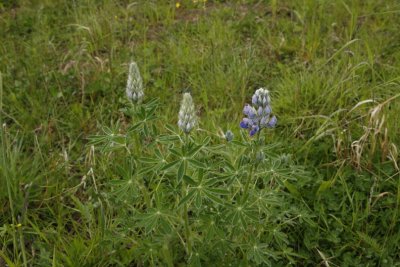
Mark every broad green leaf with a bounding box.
[183,175,197,186]
[178,190,196,207]
[203,190,225,206]
[169,148,182,157]
[128,122,143,132]
[138,164,159,174]
[188,158,206,169]
[284,181,301,198]
[206,188,229,195]
[177,161,186,181]
[187,144,203,158]
[160,160,180,171]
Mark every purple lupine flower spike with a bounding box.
[240,87,277,136]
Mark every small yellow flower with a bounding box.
[16,223,22,228]
[175,2,181,8]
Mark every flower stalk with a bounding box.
[240,88,276,202]
[178,93,197,256]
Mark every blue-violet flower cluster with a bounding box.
[240,88,277,136]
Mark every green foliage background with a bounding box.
[1,0,400,266]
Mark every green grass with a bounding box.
[1,0,400,266]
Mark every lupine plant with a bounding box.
[88,63,311,266]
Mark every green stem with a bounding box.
[141,176,151,209]
[242,164,255,203]
[183,198,191,254]
[242,131,262,203]
[132,103,141,156]
[18,224,28,267]
[182,134,192,255]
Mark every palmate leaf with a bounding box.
[224,202,259,228]
[272,227,290,247]
[127,121,143,132]
[197,215,226,241]
[216,160,247,185]
[186,143,203,158]
[108,178,139,202]
[178,174,227,208]
[245,242,279,266]
[202,190,226,206]
[87,126,127,152]
[136,209,173,234]
[252,191,281,213]
[178,189,196,207]
[137,148,168,174]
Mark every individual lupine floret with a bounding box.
[126,62,144,102]
[178,93,197,134]
[225,130,234,142]
[240,88,277,136]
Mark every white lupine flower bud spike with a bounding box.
[178,93,197,134]
[126,61,144,103]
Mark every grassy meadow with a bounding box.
[1,0,400,266]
